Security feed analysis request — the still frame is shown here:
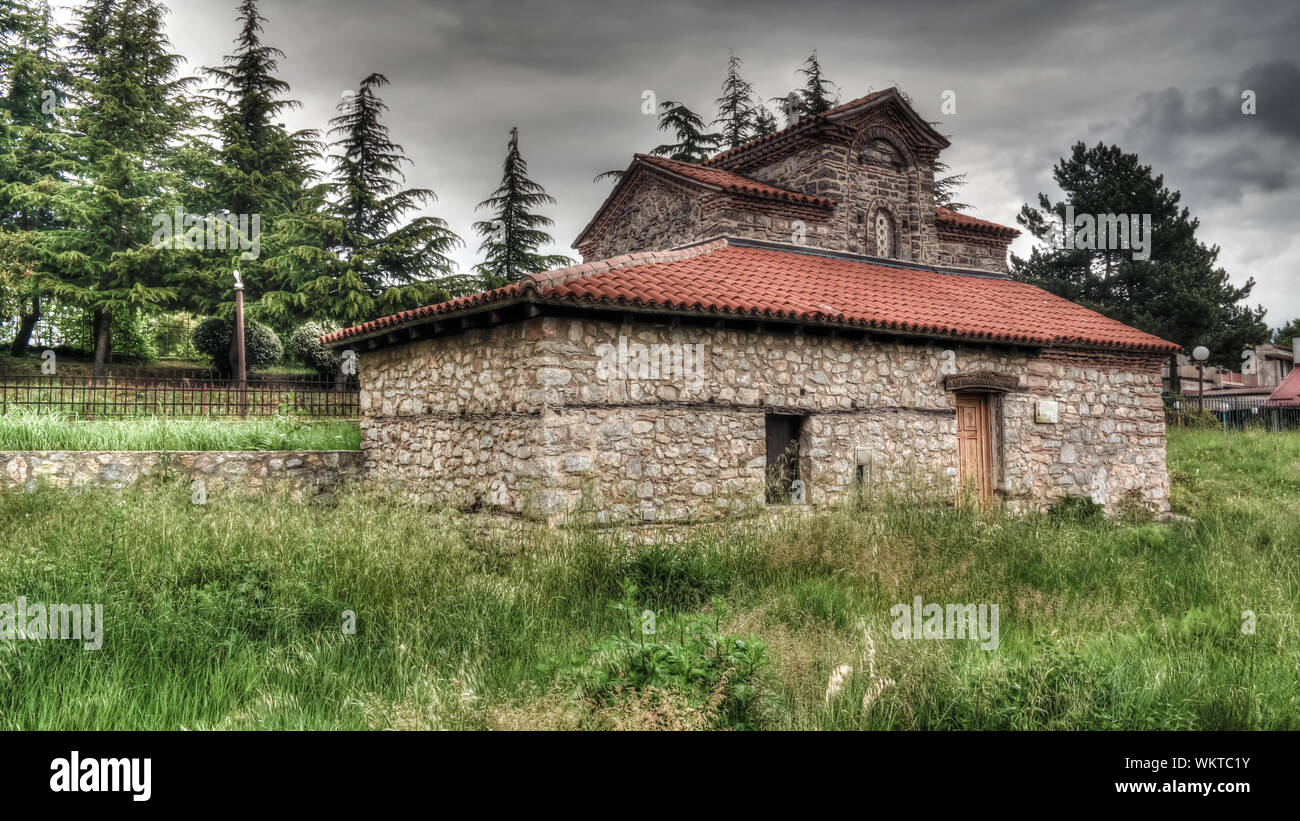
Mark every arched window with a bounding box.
[874,211,895,258]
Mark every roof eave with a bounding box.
[324,288,1178,358]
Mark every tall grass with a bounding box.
[0,428,1295,729]
[0,408,360,451]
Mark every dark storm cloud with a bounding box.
[157,0,1300,323]
[1133,61,1300,144]
[1121,61,1300,206]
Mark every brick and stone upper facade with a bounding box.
[574,88,1020,273]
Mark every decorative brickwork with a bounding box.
[575,88,1016,274]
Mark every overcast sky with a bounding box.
[154,0,1299,326]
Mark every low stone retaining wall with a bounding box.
[0,450,362,498]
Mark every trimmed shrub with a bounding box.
[289,321,341,378]
[192,317,283,377]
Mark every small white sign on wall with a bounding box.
[1035,400,1059,424]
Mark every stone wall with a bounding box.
[0,450,361,498]
[577,172,705,261]
[744,129,940,265]
[935,228,1013,274]
[355,315,1169,522]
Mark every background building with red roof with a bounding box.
[325,88,1178,521]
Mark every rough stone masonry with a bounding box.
[356,317,1169,522]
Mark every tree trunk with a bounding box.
[1167,352,1180,394]
[92,309,112,378]
[9,295,40,357]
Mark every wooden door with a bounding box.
[954,394,992,502]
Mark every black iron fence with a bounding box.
[1163,393,1300,431]
[0,375,359,419]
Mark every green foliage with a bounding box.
[1164,396,1222,429]
[288,321,340,376]
[1047,494,1104,524]
[0,407,359,450]
[293,72,469,326]
[1011,142,1268,366]
[471,127,573,287]
[712,51,761,150]
[184,0,323,329]
[753,104,778,137]
[546,581,771,730]
[625,545,731,611]
[796,50,838,115]
[0,1,69,356]
[651,100,721,163]
[933,160,970,212]
[37,301,158,362]
[1,429,1298,730]
[142,311,199,359]
[1272,317,1300,348]
[191,316,282,375]
[33,0,199,368]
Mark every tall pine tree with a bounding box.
[37,0,196,373]
[797,50,837,115]
[753,104,779,137]
[932,160,970,212]
[1012,141,1267,378]
[651,100,721,163]
[472,126,572,287]
[0,0,69,355]
[194,0,321,338]
[291,73,465,326]
[713,51,759,150]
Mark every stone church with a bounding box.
[323,87,1179,522]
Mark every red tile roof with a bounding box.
[635,154,836,208]
[1265,368,1300,406]
[935,206,1020,238]
[322,238,1178,354]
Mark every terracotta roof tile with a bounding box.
[1265,368,1300,406]
[322,240,1177,353]
[935,205,1020,237]
[635,154,835,208]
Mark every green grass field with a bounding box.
[0,409,360,451]
[0,428,1296,730]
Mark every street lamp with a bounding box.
[1192,345,1209,412]
[233,268,246,417]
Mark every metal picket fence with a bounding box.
[1163,393,1300,431]
[0,375,359,419]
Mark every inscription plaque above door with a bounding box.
[944,371,1021,393]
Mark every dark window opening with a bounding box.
[765,414,803,504]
